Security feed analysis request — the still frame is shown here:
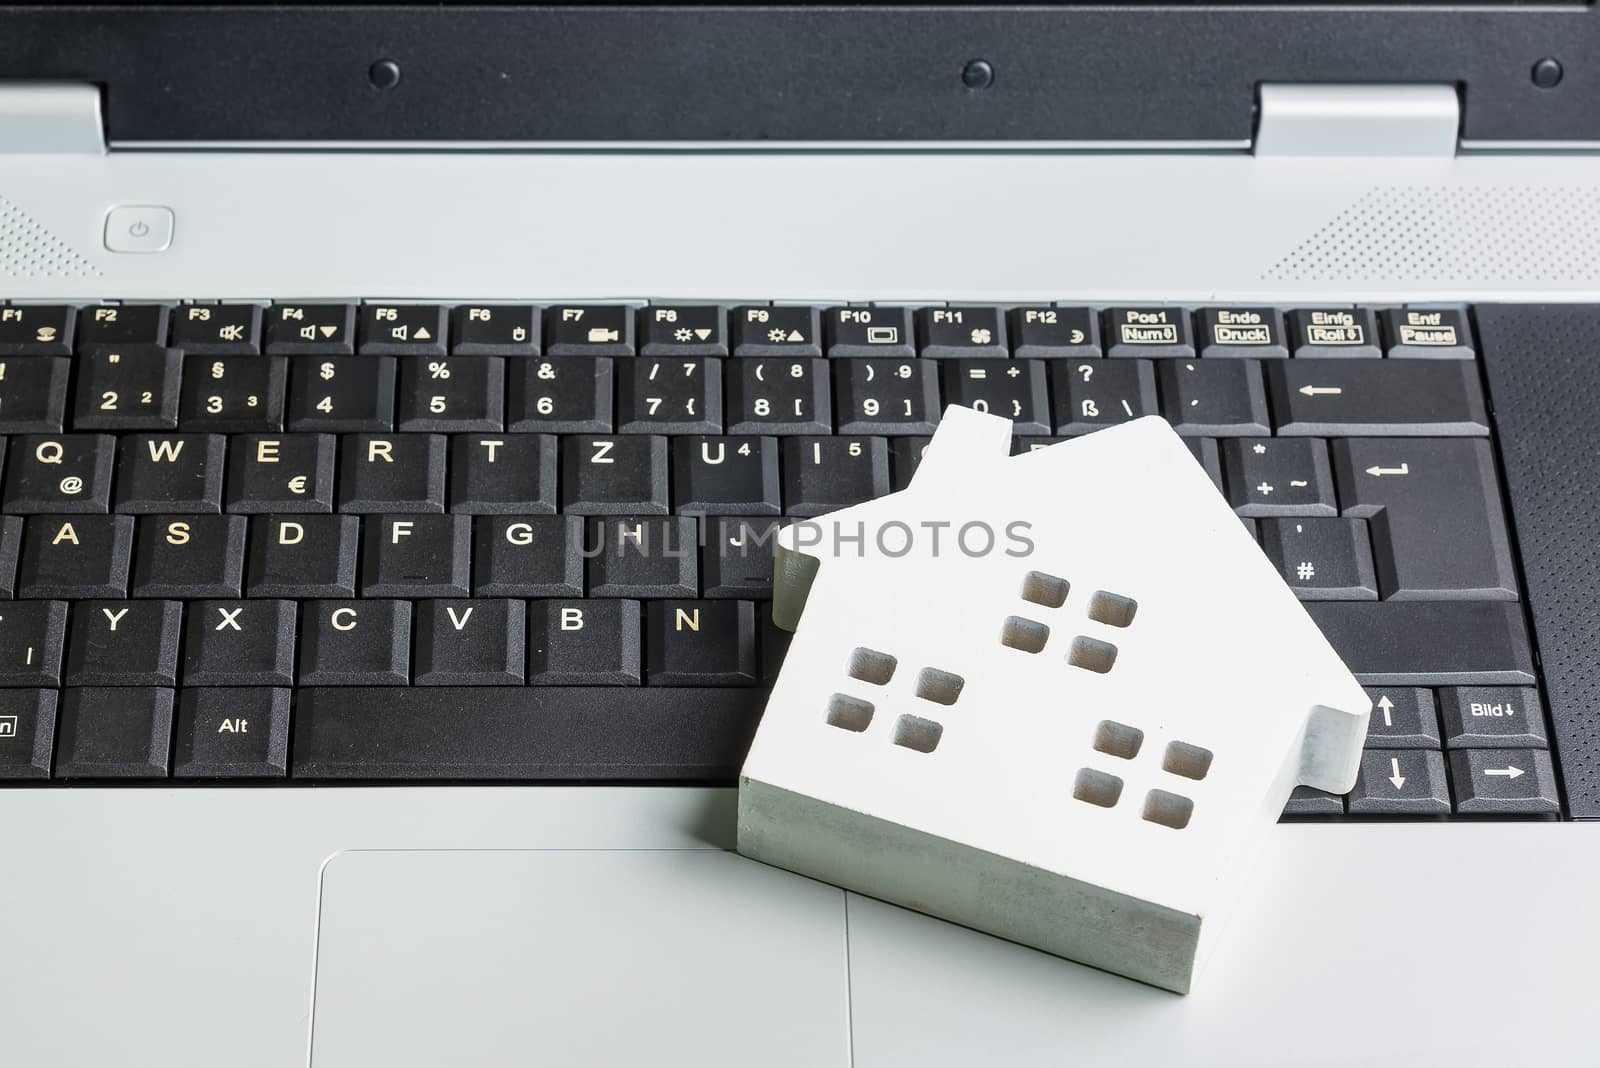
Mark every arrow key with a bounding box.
[1449,749,1559,815]
[1347,749,1451,815]
[1362,687,1442,748]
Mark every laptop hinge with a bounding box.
[0,84,106,154]
[1254,84,1459,158]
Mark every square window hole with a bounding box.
[1067,636,1117,674]
[826,694,874,733]
[893,714,943,753]
[1093,720,1144,760]
[1000,616,1050,654]
[915,667,965,706]
[1073,768,1123,808]
[1088,591,1138,628]
[1143,789,1194,829]
[846,647,896,686]
[1020,571,1069,609]
[1163,741,1213,780]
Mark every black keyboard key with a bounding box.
[1282,787,1344,817]
[546,304,634,355]
[415,598,525,685]
[170,304,262,355]
[1008,306,1099,359]
[1381,307,1474,359]
[618,356,722,433]
[4,433,114,513]
[761,611,792,682]
[941,360,1050,434]
[0,689,56,778]
[1184,437,1223,490]
[1222,438,1335,516]
[1364,687,1442,749]
[834,358,939,434]
[1104,307,1193,358]
[131,515,246,598]
[1158,359,1270,436]
[72,345,182,430]
[1259,518,1378,600]
[1347,749,1451,815]
[452,304,540,356]
[1438,687,1547,749]
[0,305,74,356]
[287,356,396,432]
[730,305,822,357]
[703,517,780,599]
[780,436,890,516]
[173,687,291,778]
[473,515,584,597]
[825,306,914,358]
[0,355,70,431]
[587,517,698,598]
[646,600,759,686]
[246,515,358,597]
[527,599,642,685]
[362,514,471,597]
[1332,438,1517,600]
[1269,359,1489,436]
[1051,359,1158,435]
[1305,602,1534,686]
[726,358,831,436]
[337,434,446,513]
[673,436,780,515]
[0,600,67,685]
[397,355,504,431]
[64,599,182,686]
[359,304,447,355]
[53,687,173,779]
[561,435,668,515]
[182,599,297,685]
[226,433,336,513]
[639,306,728,356]
[891,437,933,491]
[1197,307,1287,359]
[115,434,225,513]
[77,304,169,347]
[916,306,1007,358]
[507,356,613,432]
[1449,749,1559,815]
[1286,307,1381,358]
[265,304,356,355]
[18,515,133,598]
[449,434,557,514]
[299,599,411,685]
[0,514,21,597]
[179,355,287,432]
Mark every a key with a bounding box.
[0,305,74,356]
[397,355,504,431]
[834,358,939,434]
[362,514,471,597]
[891,437,933,491]
[1305,602,1534,685]
[780,436,890,516]
[617,356,722,433]
[359,304,447,355]
[170,304,262,355]
[1269,360,1489,436]
[587,517,698,598]
[77,304,169,347]
[1259,518,1378,600]
[1346,749,1451,815]
[527,599,642,684]
[287,356,397,432]
[673,436,780,515]
[298,599,412,685]
[337,434,447,512]
[941,360,1049,434]
[115,434,225,513]
[1333,438,1517,599]
[561,435,668,515]
[1008,306,1100,359]
[4,433,114,513]
[131,515,246,598]
[0,600,67,685]
[173,688,291,778]
[825,306,915,358]
[179,355,287,432]
[452,304,540,356]
[1449,749,1560,815]
[546,304,634,355]
[449,434,556,514]
[264,303,356,355]
[0,515,19,597]
[916,306,1007,358]
[1381,307,1474,359]
[182,599,297,685]
[17,515,133,598]
[72,345,182,430]
[730,305,823,357]
[703,517,781,599]
[646,600,759,686]
[726,357,831,435]
[0,689,56,778]
[1222,439,1335,516]
[1438,687,1547,749]
[1281,787,1344,817]
[1158,359,1270,436]
[63,599,183,686]
[1104,307,1194,358]
[473,515,584,597]
[1363,687,1443,748]
[507,357,613,432]
[245,515,359,597]
[414,599,525,685]
[226,433,336,513]
[639,305,728,356]
[1196,307,1288,359]
[0,356,70,431]
[1286,308,1382,358]
[1051,359,1158,435]
[53,687,174,779]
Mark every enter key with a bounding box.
[1332,438,1518,600]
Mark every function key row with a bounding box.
[0,302,1476,360]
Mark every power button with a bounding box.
[104,205,175,253]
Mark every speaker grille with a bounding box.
[0,193,100,278]
[1263,184,1600,285]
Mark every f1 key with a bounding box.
[1269,359,1489,436]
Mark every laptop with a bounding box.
[1,2,1597,1065]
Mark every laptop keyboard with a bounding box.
[0,301,1561,818]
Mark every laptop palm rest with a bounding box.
[310,849,851,1067]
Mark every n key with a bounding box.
[646,600,758,686]
[4,434,115,513]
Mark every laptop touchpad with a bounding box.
[311,849,850,1067]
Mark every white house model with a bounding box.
[737,407,1370,994]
